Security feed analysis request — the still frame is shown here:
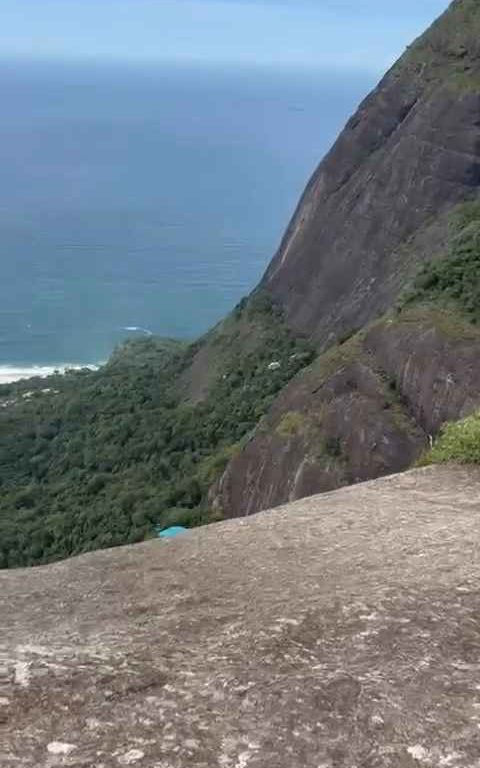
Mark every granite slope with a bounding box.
[212,0,480,517]
[2,466,480,767]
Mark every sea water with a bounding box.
[0,58,373,377]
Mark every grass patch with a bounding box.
[307,333,367,385]
[400,201,480,324]
[420,410,480,465]
[395,0,480,93]
[276,411,307,439]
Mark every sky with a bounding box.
[1,0,450,74]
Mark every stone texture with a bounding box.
[2,465,480,766]
[208,1,480,519]
[364,318,480,434]
[261,24,480,349]
[214,310,480,519]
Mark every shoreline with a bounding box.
[0,364,101,385]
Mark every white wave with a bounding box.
[122,326,153,336]
[0,364,100,385]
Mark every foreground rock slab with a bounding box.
[2,465,480,767]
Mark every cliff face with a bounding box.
[214,309,480,517]
[212,0,480,518]
[262,0,480,348]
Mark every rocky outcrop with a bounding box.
[210,0,480,518]
[214,309,480,518]
[262,0,480,349]
[2,466,480,767]
[364,311,480,434]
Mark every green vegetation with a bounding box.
[276,411,306,439]
[308,333,366,385]
[420,410,480,465]
[396,200,480,467]
[391,305,480,342]
[397,0,480,92]
[401,201,480,322]
[323,436,343,459]
[0,291,314,568]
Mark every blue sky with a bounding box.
[2,0,450,73]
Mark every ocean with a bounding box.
[0,58,373,377]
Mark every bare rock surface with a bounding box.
[215,309,480,519]
[261,1,480,349]
[2,465,480,767]
[207,0,480,519]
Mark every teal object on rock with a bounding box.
[157,526,188,539]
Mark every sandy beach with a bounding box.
[0,365,99,385]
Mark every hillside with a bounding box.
[213,203,480,515]
[2,466,480,766]
[2,0,480,564]
[211,0,480,516]
[262,0,480,346]
[0,297,313,567]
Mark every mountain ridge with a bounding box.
[261,0,480,348]
[209,0,480,517]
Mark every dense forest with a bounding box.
[0,292,314,567]
[3,201,480,569]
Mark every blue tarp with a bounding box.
[157,526,188,539]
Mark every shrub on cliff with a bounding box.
[402,201,480,323]
[421,410,480,466]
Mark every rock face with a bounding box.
[215,309,480,517]
[2,465,480,767]
[211,0,480,518]
[261,0,480,349]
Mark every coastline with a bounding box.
[0,364,100,385]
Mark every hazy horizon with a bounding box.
[0,0,453,372]
[3,0,449,74]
